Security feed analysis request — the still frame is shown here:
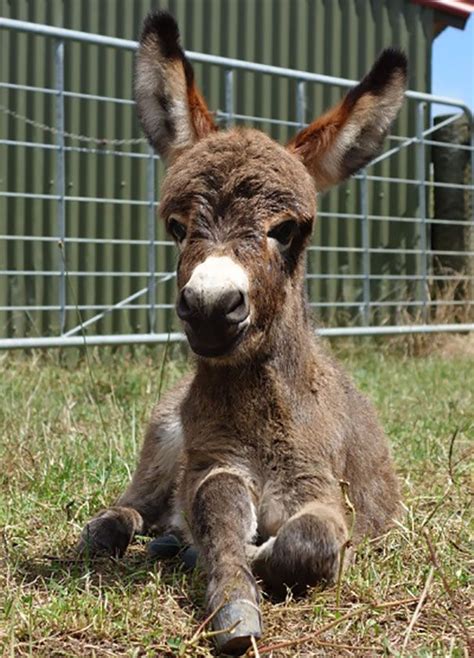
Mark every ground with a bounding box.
[0,340,472,657]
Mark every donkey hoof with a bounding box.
[181,546,199,570]
[147,534,181,560]
[212,599,262,655]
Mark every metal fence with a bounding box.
[0,18,473,349]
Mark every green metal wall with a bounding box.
[0,0,433,338]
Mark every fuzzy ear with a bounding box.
[134,11,217,164]
[287,49,407,191]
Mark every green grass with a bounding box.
[0,343,472,656]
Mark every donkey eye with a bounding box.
[267,220,297,250]
[168,218,187,243]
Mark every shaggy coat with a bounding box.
[79,11,407,655]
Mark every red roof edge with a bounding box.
[411,0,474,20]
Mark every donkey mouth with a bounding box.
[184,320,249,358]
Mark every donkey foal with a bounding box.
[78,11,407,655]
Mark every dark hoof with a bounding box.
[148,536,200,570]
[212,599,262,655]
[147,534,182,560]
[181,546,199,570]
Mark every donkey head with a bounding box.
[135,11,407,361]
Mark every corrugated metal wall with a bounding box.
[0,0,433,338]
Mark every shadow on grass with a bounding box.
[12,543,207,611]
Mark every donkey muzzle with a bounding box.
[176,255,250,357]
[177,286,249,357]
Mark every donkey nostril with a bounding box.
[224,290,249,324]
[176,287,195,321]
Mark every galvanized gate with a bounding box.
[0,18,473,348]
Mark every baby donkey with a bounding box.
[79,11,406,655]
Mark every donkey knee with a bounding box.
[255,508,347,597]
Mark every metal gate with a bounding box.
[0,18,473,348]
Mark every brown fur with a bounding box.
[78,11,407,654]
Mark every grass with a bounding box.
[0,340,472,657]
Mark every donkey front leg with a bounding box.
[76,469,171,558]
[251,501,348,598]
[190,469,262,655]
[76,504,144,558]
[77,405,183,558]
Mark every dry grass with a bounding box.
[0,343,472,657]
[383,269,473,357]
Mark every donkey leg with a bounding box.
[77,406,183,558]
[76,505,144,558]
[190,469,261,655]
[251,501,348,598]
[76,468,174,558]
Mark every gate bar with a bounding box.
[0,18,472,122]
[1,324,473,350]
[416,102,428,321]
[55,39,66,334]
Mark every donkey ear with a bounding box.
[134,11,217,164]
[287,49,407,192]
